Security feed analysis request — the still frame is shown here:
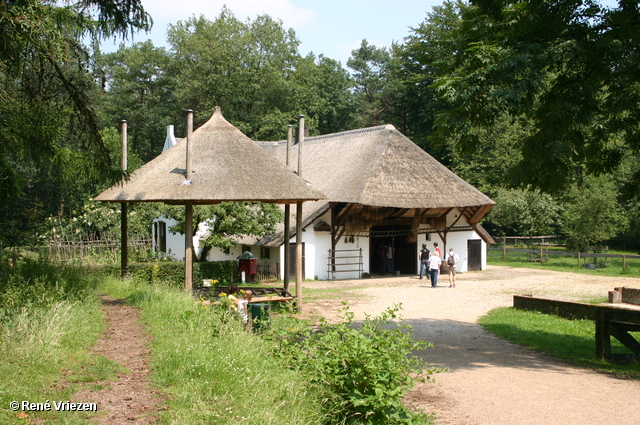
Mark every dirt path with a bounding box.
[73,296,162,424]
[302,266,640,425]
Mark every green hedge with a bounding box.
[88,261,238,288]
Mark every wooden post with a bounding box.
[595,309,608,360]
[577,251,581,268]
[295,116,304,313]
[120,120,128,278]
[283,125,292,291]
[184,110,194,291]
[503,237,506,261]
[623,254,627,271]
[185,202,193,292]
[540,247,543,263]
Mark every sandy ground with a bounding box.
[73,296,162,424]
[302,265,640,425]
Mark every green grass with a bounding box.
[487,249,640,277]
[478,307,640,379]
[0,293,112,424]
[99,277,327,425]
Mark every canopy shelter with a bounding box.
[95,107,325,290]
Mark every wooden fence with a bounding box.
[488,246,640,270]
[48,239,152,263]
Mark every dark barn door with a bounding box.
[287,243,305,279]
[467,239,482,271]
[370,226,416,275]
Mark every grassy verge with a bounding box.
[487,249,640,277]
[99,278,327,425]
[478,307,640,379]
[0,260,119,425]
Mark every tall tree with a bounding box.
[423,0,640,193]
[347,40,400,128]
[0,0,151,245]
[99,41,180,162]
[561,174,629,251]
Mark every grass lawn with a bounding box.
[478,307,640,380]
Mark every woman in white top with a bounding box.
[428,251,442,288]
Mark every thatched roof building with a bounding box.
[95,107,325,204]
[255,124,495,246]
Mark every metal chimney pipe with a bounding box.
[297,115,304,178]
[121,120,128,172]
[186,110,193,181]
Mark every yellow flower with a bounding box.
[218,292,227,297]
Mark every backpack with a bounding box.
[447,253,455,266]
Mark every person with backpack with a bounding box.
[419,244,430,280]
[446,248,460,288]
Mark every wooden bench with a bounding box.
[514,295,640,363]
[595,309,640,363]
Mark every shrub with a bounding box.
[266,303,434,424]
[87,260,238,288]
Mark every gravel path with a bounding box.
[303,266,640,425]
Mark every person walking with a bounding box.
[419,244,430,279]
[386,242,394,274]
[377,243,388,275]
[446,248,460,288]
[428,250,442,288]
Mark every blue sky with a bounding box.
[105,0,622,66]
[104,0,444,65]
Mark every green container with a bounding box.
[250,303,271,331]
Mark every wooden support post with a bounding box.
[595,309,607,360]
[295,116,304,313]
[577,252,581,268]
[185,202,193,292]
[184,110,194,292]
[283,125,292,291]
[623,254,627,271]
[120,120,128,278]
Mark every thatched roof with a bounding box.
[95,107,325,204]
[260,125,492,208]
[253,124,496,246]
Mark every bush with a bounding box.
[87,260,239,288]
[266,303,434,424]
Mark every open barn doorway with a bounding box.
[370,225,417,275]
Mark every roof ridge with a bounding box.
[256,124,395,145]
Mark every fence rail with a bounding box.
[488,246,640,270]
[48,239,152,263]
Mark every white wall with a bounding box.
[282,210,370,281]
[154,206,488,280]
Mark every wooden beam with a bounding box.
[389,208,410,220]
[468,204,494,226]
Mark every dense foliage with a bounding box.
[2,0,639,249]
